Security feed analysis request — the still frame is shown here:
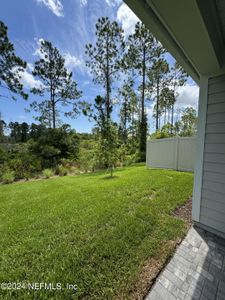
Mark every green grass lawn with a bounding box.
[0,165,193,299]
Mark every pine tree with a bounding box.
[90,95,119,176]
[148,58,169,131]
[0,20,28,101]
[159,87,175,126]
[124,22,161,160]
[31,40,82,128]
[169,62,188,133]
[180,107,197,136]
[85,17,125,120]
[119,79,138,143]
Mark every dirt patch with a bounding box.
[173,197,192,226]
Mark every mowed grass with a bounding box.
[0,165,193,299]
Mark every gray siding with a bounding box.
[200,74,225,234]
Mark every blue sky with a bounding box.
[0,0,199,133]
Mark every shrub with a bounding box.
[0,147,8,164]
[23,172,31,181]
[29,128,79,168]
[8,154,42,180]
[56,165,68,176]
[1,170,15,184]
[69,166,80,175]
[78,149,97,172]
[43,169,53,179]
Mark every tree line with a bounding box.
[0,18,197,179]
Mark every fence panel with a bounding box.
[177,137,196,171]
[146,137,196,172]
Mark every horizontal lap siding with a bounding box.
[205,143,225,153]
[201,197,225,214]
[200,74,225,234]
[204,162,225,174]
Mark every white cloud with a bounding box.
[33,39,84,71]
[27,63,34,72]
[106,0,122,7]
[33,39,86,75]
[117,3,139,36]
[80,0,87,6]
[20,68,43,90]
[64,53,83,70]
[176,84,199,110]
[21,71,43,89]
[36,0,64,17]
[12,63,42,90]
[33,38,45,58]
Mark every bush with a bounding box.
[29,128,79,168]
[43,169,53,179]
[8,154,41,180]
[78,149,97,172]
[56,165,68,176]
[69,166,81,175]
[0,147,8,164]
[1,170,15,184]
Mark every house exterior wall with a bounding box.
[199,74,225,234]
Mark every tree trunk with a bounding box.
[124,97,128,143]
[171,104,174,134]
[156,78,159,130]
[106,33,111,120]
[164,106,166,125]
[110,164,114,178]
[52,100,56,129]
[168,108,170,125]
[140,46,147,160]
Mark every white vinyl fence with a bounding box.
[146,137,196,172]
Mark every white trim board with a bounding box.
[192,76,208,222]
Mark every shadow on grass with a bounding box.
[101,175,120,180]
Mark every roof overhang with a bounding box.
[124,0,225,84]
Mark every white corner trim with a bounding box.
[192,76,208,222]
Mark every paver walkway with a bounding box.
[146,226,225,300]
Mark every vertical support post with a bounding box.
[192,76,208,222]
[146,139,149,167]
[174,137,179,171]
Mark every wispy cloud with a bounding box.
[36,0,64,17]
[18,115,26,120]
[105,0,122,7]
[80,0,87,7]
[117,3,139,36]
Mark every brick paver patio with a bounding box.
[146,226,225,300]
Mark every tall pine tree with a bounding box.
[169,62,188,133]
[0,20,27,100]
[148,58,169,131]
[31,40,82,128]
[124,22,161,160]
[85,17,125,121]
